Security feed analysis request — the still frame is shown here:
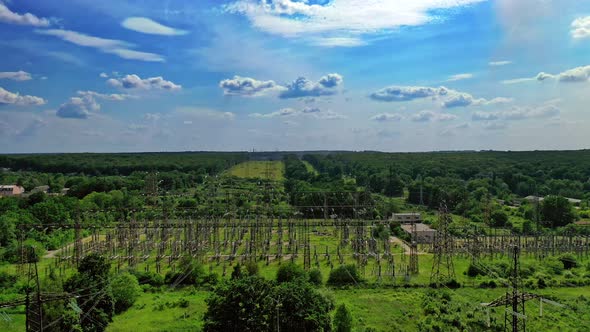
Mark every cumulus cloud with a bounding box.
[370,85,510,108]
[250,106,346,120]
[224,0,484,46]
[442,94,512,108]
[218,73,343,99]
[0,2,50,27]
[411,111,457,122]
[446,73,473,82]
[489,60,512,66]
[0,70,32,81]
[35,29,165,62]
[122,17,188,36]
[370,113,403,122]
[571,16,590,39]
[56,95,100,119]
[0,87,46,106]
[279,73,343,99]
[56,90,131,119]
[219,76,283,97]
[370,86,449,102]
[502,65,590,84]
[107,74,181,91]
[99,72,109,78]
[472,105,560,122]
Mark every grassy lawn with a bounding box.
[107,289,209,332]
[225,161,285,181]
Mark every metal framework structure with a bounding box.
[430,203,455,286]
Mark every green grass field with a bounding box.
[225,161,285,181]
[104,285,590,332]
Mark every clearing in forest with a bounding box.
[226,161,285,181]
[302,160,319,175]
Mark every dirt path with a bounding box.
[44,235,94,258]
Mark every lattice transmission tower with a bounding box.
[430,202,455,286]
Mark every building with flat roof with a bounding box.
[391,212,422,223]
[0,185,25,197]
[400,223,436,244]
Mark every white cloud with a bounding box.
[571,16,590,39]
[56,95,100,119]
[35,29,165,62]
[219,76,284,97]
[370,85,511,108]
[0,87,46,106]
[56,90,132,119]
[176,107,235,121]
[370,113,403,122]
[224,0,485,46]
[250,106,346,120]
[411,111,457,122]
[489,60,512,66]
[446,73,473,82]
[370,86,448,102]
[107,74,181,91]
[122,17,188,36]
[0,2,50,27]
[442,94,512,108]
[502,65,590,84]
[472,105,560,122]
[250,107,297,118]
[77,90,134,101]
[99,73,109,78]
[311,37,366,47]
[279,73,343,99]
[558,65,590,82]
[0,70,32,81]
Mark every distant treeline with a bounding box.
[0,152,248,176]
[303,150,590,200]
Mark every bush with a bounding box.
[277,262,307,283]
[559,254,579,269]
[308,269,323,286]
[130,270,164,287]
[466,263,484,277]
[328,265,361,286]
[334,304,353,332]
[165,257,206,286]
[111,272,142,314]
[543,257,565,275]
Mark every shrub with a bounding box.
[328,265,361,286]
[333,304,353,332]
[277,262,307,283]
[308,269,323,286]
[559,254,579,269]
[111,272,142,314]
[130,270,164,287]
[466,263,484,277]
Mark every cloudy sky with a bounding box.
[1,0,589,153]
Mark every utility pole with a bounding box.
[409,219,419,274]
[430,202,455,286]
[484,245,538,332]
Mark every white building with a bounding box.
[0,185,25,197]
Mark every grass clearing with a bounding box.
[225,161,285,181]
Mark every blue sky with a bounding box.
[0,0,589,153]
